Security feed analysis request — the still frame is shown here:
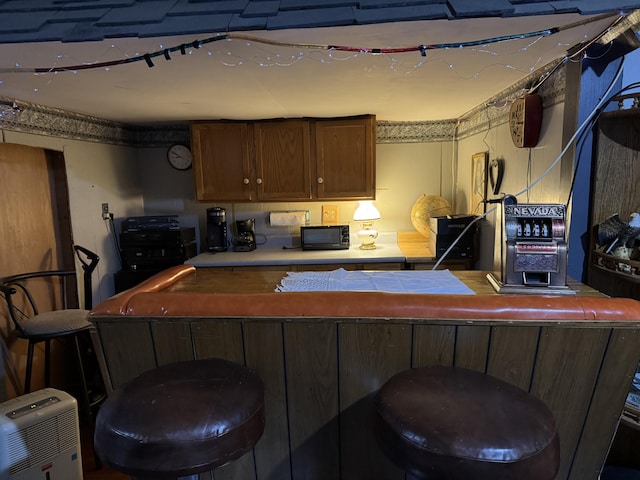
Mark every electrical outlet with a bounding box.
[101,203,110,220]
[322,205,338,225]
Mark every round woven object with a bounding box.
[410,194,452,238]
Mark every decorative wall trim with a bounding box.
[455,59,566,140]
[1,61,566,147]
[376,119,458,143]
[0,96,190,147]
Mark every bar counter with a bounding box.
[90,265,640,480]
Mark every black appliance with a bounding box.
[206,207,228,252]
[121,215,180,232]
[235,219,256,252]
[428,215,478,259]
[300,225,350,250]
[115,225,197,293]
[120,227,197,270]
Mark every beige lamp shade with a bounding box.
[353,201,381,221]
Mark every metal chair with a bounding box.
[0,245,101,417]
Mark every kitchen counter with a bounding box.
[185,231,465,268]
[187,232,405,267]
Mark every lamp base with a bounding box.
[357,228,378,250]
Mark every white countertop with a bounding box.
[186,233,405,267]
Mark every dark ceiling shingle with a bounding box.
[447,0,515,17]
[138,13,234,37]
[266,6,356,29]
[354,4,449,23]
[0,0,637,45]
[96,1,176,26]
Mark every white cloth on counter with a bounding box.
[269,211,307,226]
[275,268,475,294]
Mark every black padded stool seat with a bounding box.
[374,366,560,480]
[94,358,265,479]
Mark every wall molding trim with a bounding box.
[0,61,566,147]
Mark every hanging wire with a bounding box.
[0,12,621,75]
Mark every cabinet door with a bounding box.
[314,115,376,200]
[254,120,312,201]
[191,122,253,201]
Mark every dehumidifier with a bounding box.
[0,388,82,480]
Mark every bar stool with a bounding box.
[94,358,265,480]
[374,366,560,480]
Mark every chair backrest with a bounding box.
[0,246,100,335]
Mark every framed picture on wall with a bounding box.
[471,151,488,214]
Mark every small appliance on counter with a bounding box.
[300,225,350,250]
[487,195,572,294]
[428,215,478,259]
[206,207,228,252]
[235,219,257,252]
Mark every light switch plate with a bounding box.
[322,205,339,225]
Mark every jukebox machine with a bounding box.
[487,195,573,294]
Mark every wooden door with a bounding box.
[314,115,376,200]
[191,121,254,201]
[0,143,74,398]
[254,119,312,201]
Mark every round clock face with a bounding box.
[509,98,526,148]
[167,144,192,170]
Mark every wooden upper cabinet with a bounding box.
[254,119,312,201]
[190,115,376,202]
[314,115,376,200]
[191,122,253,201]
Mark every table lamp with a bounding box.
[353,200,381,249]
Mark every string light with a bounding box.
[0,12,619,76]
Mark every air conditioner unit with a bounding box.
[0,388,82,480]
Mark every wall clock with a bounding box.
[509,94,543,148]
[167,144,192,170]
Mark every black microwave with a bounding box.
[300,225,350,250]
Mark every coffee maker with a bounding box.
[235,219,256,252]
[206,207,228,252]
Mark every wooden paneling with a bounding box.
[93,315,640,480]
[284,323,339,480]
[569,328,640,479]
[487,326,539,390]
[531,327,610,480]
[454,325,490,371]
[412,324,455,366]
[339,324,410,480]
[244,322,291,480]
[150,321,193,365]
[191,320,254,480]
[97,322,156,389]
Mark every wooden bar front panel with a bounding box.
[94,316,640,480]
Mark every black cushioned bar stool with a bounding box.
[94,358,265,480]
[374,366,560,480]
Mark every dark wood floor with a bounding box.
[81,423,129,480]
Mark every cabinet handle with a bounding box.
[317,177,323,184]
[243,178,250,184]
[256,178,263,185]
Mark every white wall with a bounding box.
[0,130,143,305]
[138,141,455,250]
[455,101,568,270]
